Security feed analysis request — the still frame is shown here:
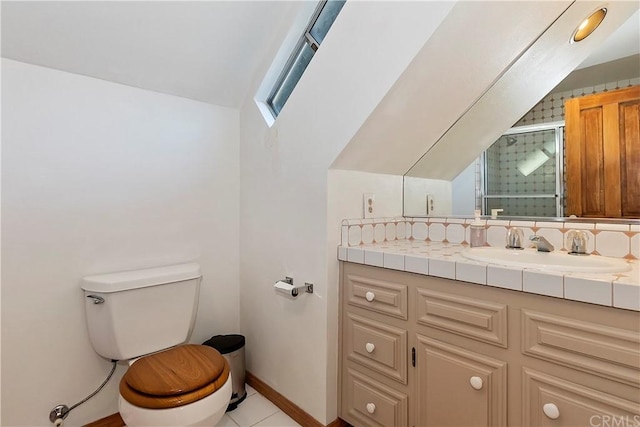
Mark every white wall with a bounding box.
[1,59,240,426]
[403,177,452,217]
[238,1,450,423]
[451,160,477,216]
[328,171,403,223]
[325,170,402,418]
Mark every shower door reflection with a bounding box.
[482,122,564,217]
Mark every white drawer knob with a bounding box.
[543,403,560,420]
[365,342,375,353]
[366,403,376,414]
[365,291,376,302]
[469,376,483,390]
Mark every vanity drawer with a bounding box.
[346,313,408,384]
[522,368,640,426]
[416,288,508,347]
[346,273,408,320]
[522,309,640,386]
[343,367,409,427]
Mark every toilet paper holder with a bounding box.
[277,277,314,297]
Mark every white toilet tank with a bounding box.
[81,263,202,361]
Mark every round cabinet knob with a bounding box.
[365,291,376,302]
[366,403,376,414]
[469,376,484,390]
[543,403,560,420]
[365,343,375,353]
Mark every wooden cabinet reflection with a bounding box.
[566,85,640,218]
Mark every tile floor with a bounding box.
[217,385,302,427]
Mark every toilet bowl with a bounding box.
[118,345,232,426]
[81,263,231,426]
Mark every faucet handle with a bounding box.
[506,227,524,249]
[566,230,588,255]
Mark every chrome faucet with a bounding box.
[566,230,589,255]
[506,227,524,249]
[529,235,554,252]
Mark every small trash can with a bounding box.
[203,334,246,411]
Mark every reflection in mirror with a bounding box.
[404,177,452,217]
[482,122,564,217]
[404,9,640,220]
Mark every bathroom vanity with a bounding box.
[337,218,640,427]
[338,262,640,427]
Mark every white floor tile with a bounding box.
[245,384,257,397]
[253,411,301,427]
[227,393,279,427]
[217,414,239,426]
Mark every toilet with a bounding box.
[81,262,232,426]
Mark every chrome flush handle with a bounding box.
[86,295,105,304]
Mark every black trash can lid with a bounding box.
[203,334,245,354]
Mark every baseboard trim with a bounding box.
[326,417,352,427]
[245,371,322,426]
[246,371,349,427]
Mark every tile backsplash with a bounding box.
[341,217,639,260]
[516,77,640,127]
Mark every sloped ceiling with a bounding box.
[1,1,294,107]
[331,1,640,180]
[408,1,639,181]
[576,9,640,70]
[554,9,640,93]
[3,1,637,181]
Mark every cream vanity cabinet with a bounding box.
[338,262,640,427]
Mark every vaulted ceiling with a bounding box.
[330,1,640,179]
[2,1,638,182]
[1,1,294,107]
[3,1,637,113]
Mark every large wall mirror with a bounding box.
[403,7,639,221]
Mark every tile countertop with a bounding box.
[337,240,640,312]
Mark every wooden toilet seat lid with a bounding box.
[120,344,230,409]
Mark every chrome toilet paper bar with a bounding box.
[274,277,313,297]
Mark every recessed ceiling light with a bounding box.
[571,8,607,43]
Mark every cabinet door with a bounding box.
[523,368,640,426]
[565,85,640,218]
[415,336,507,427]
[620,99,640,217]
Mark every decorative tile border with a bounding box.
[341,217,639,260]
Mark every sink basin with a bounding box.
[462,247,631,273]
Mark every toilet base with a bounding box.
[119,374,232,426]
